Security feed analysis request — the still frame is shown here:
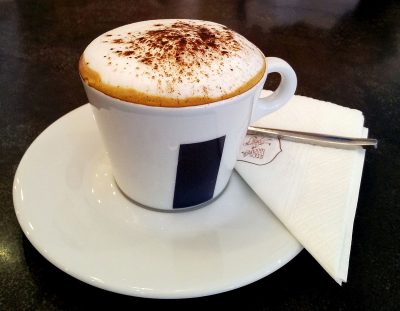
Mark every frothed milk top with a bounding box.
[80,19,266,107]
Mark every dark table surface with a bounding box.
[1,0,399,310]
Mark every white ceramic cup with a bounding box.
[83,57,296,211]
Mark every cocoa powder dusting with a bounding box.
[104,21,242,81]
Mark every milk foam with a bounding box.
[81,19,265,105]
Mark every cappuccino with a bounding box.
[80,19,297,210]
[79,19,265,107]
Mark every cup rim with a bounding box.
[82,69,267,113]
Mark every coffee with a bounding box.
[79,19,266,107]
[81,19,297,210]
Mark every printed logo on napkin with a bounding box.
[238,135,282,165]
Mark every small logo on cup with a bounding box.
[238,135,282,165]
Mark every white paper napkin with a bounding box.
[235,90,367,284]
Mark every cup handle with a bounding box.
[251,57,297,122]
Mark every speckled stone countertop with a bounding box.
[1,0,399,310]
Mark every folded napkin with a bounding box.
[236,90,367,284]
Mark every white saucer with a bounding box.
[13,104,302,299]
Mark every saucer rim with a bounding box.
[17,227,302,298]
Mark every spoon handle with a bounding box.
[247,126,378,150]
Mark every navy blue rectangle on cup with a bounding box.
[173,136,226,209]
